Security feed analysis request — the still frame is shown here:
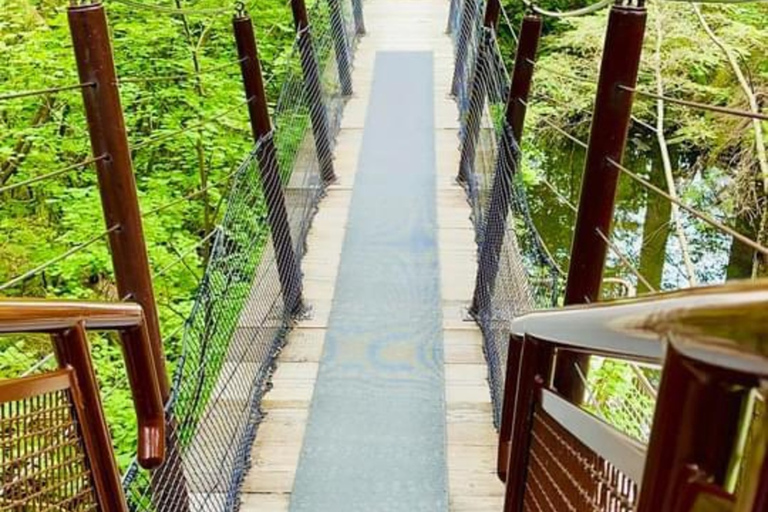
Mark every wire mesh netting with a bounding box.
[0,374,99,512]
[525,407,638,512]
[449,1,559,426]
[121,2,360,509]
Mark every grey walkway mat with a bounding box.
[289,51,447,511]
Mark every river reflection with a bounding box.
[520,135,733,299]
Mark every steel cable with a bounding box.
[131,97,254,151]
[523,0,613,19]
[0,82,94,102]
[622,85,768,122]
[0,225,120,292]
[0,155,107,195]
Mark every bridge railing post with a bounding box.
[470,14,542,316]
[637,346,753,512]
[456,0,501,184]
[67,3,191,510]
[502,335,553,512]
[234,11,304,316]
[555,0,648,404]
[291,0,337,184]
[328,0,353,96]
[67,1,168,400]
[352,0,366,36]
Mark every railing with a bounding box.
[0,299,164,511]
[500,282,768,511]
[449,0,768,510]
[0,0,363,509]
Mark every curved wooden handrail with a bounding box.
[511,280,768,377]
[0,299,165,470]
[0,299,144,332]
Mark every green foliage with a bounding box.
[0,0,299,469]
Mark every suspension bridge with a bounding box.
[0,0,767,511]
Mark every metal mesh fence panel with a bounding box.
[0,375,99,512]
[450,0,486,111]
[524,407,638,512]
[121,3,360,509]
[451,16,560,426]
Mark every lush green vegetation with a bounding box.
[497,0,766,439]
[1,0,766,463]
[0,0,300,468]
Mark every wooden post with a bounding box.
[68,5,189,511]
[291,0,336,183]
[470,14,542,315]
[53,322,128,512]
[67,1,168,397]
[352,0,366,35]
[637,345,753,512]
[328,0,353,95]
[497,334,525,482]
[502,335,553,512]
[234,12,304,316]
[556,1,647,404]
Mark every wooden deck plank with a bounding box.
[240,0,500,508]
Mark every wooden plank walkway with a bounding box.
[241,0,503,509]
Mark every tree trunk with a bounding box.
[638,147,672,293]
[726,211,756,280]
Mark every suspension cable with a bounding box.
[594,228,656,293]
[142,166,241,218]
[523,0,613,19]
[538,175,658,292]
[107,0,233,16]
[132,97,253,151]
[528,110,768,256]
[605,157,768,256]
[531,91,655,133]
[0,225,120,292]
[0,82,94,102]
[527,58,596,88]
[0,155,107,195]
[498,2,519,44]
[536,112,589,149]
[621,85,768,122]
[21,352,56,377]
[152,227,219,279]
[117,58,246,85]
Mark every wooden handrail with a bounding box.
[0,299,143,333]
[503,280,768,512]
[511,280,768,377]
[0,299,165,470]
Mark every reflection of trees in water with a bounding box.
[523,136,732,297]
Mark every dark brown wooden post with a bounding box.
[456,0,501,183]
[502,335,553,512]
[470,14,542,315]
[637,345,754,512]
[68,6,189,511]
[328,0,353,95]
[53,322,128,512]
[67,2,168,398]
[291,0,336,183]
[352,0,366,35]
[497,333,525,482]
[556,0,647,403]
[234,12,304,315]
